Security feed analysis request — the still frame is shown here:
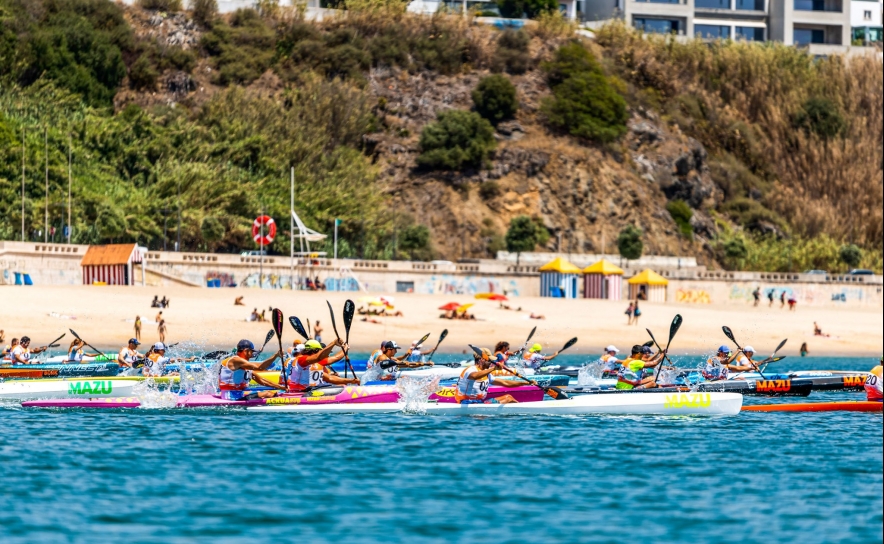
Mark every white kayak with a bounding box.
[248,392,742,416]
[0,378,141,400]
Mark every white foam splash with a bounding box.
[396,375,440,414]
[132,378,178,409]
[578,361,604,386]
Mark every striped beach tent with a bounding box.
[538,257,582,299]
[583,259,623,300]
[81,244,143,286]
[627,269,669,303]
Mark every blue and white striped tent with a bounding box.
[538,257,582,298]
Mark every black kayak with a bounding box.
[565,379,813,397]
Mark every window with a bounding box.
[735,0,764,9]
[695,24,731,38]
[633,17,681,33]
[396,281,415,293]
[794,28,825,44]
[696,0,730,8]
[735,26,765,41]
[634,0,681,4]
[864,10,872,20]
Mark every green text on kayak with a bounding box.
[68,381,113,395]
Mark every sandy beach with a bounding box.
[1,285,881,359]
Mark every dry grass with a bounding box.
[596,23,884,249]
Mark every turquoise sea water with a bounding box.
[1,355,881,543]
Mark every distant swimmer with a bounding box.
[117,338,142,368]
[66,338,99,363]
[10,336,48,365]
[865,359,882,402]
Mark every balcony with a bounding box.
[794,24,844,44]
[793,0,842,12]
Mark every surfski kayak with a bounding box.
[742,401,882,413]
[20,385,544,409]
[0,362,121,378]
[248,392,742,416]
[0,378,141,400]
[566,379,812,397]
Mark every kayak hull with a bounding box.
[742,401,882,413]
[0,362,120,378]
[248,392,743,416]
[566,381,813,397]
[0,378,138,400]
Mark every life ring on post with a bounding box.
[252,216,276,246]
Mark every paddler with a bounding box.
[219,339,286,400]
[288,339,358,390]
[66,338,100,363]
[142,342,195,377]
[615,345,665,390]
[599,345,624,377]
[454,347,520,404]
[865,358,883,402]
[405,340,427,363]
[1,338,18,362]
[117,338,142,368]
[701,345,738,381]
[372,341,435,380]
[10,336,48,364]
[523,343,560,370]
[727,345,757,373]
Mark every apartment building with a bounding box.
[851,0,883,42]
[581,0,854,48]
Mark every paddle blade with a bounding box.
[642,340,655,348]
[306,319,312,337]
[468,344,483,357]
[289,317,308,339]
[546,386,569,400]
[525,326,537,345]
[326,301,340,338]
[645,329,658,347]
[438,329,449,343]
[272,309,283,339]
[343,300,355,342]
[418,332,431,347]
[69,329,82,341]
[722,326,736,344]
[768,356,787,363]
[559,337,578,353]
[668,314,683,344]
[773,338,788,357]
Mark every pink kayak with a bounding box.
[21,385,543,409]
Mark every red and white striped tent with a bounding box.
[582,259,623,300]
[81,244,143,286]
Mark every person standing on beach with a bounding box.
[313,320,323,343]
[787,295,797,311]
[779,291,786,309]
[800,342,808,357]
[767,290,775,307]
[625,301,635,325]
[633,301,642,326]
[157,319,167,343]
[134,316,142,342]
[155,310,163,324]
[752,288,760,307]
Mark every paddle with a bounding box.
[425,329,448,363]
[69,329,107,358]
[652,314,683,381]
[272,308,287,389]
[510,326,537,361]
[759,339,788,372]
[343,300,356,378]
[327,300,358,380]
[469,344,569,400]
[723,325,766,380]
[289,317,310,340]
[256,329,275,354]
[556,337,578,355]
[306,318,312,338]
[41,333,66,352]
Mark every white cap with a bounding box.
[154,342,166,351]
[294,344,305,353]
[743,345,755,353]
[605,345,619,353]
[412,340,419,347]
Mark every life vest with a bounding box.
[219,356,252,391]
[600,354,620,375]
[405,349,423,363]
[865,365,883,402]
[616,359,645,390]
[523,353,545,370]
[143,352,167,377]
[10,345,30,364]
[702,357,728,381]
[68,348,84,363]
[288,356,329,391]
[455,365,490,403]
[119,347,138,366]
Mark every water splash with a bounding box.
[578,361,604,386]
[359,364,381,386]
[132,378,178,409]
[396,375,440,414]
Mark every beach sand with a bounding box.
[1,285,881,359]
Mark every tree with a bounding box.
[617,225,643,260]
[839,243,862,269]
[505,215,539,265]
[191,0,219,27]
[666,200,693,239]
[723,236,748,269]
[201,216,225,250]
[417,110,496,171]
[472,74,518,126]
[496,0,557,18]
[794,97,846,140]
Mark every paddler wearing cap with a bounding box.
[0,338,17,362]
[66,338,100,363]
[455,347,520,404]
[371,341,435,381]
[143,342,195,377]
[219,339,286,400]
[865,358,883,402]
[701,345,739,381]
[117,338,143,368]
[522,343,560,370]
[727,345,757,373]
[599,345,624,377]
[287,339,358,391]
[405,340,427,363]
[615,344,665,390]
[9,336,47,364]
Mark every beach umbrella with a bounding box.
[438,302,461,311]
[456,303,474,314]
[487,294,508,301]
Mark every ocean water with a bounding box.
[0,356,881,544]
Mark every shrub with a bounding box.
[200,216,225,250]
[417,110,496,171]
[722,236,748,266]
[617,225,643,260]
[479,180,501,200]
[493,30,531,75]
[472,75,518,125]
[190,0,218,27]
[720,198,786,235]
[505,215,540,264]
[839,244,862,268]
[496,0,557,18]
[541,42,627,142]
[400,224,430,250]
[139,0,183,10]
[794,97,846,140]
[129,55,159,90]
[666,200,693,239]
